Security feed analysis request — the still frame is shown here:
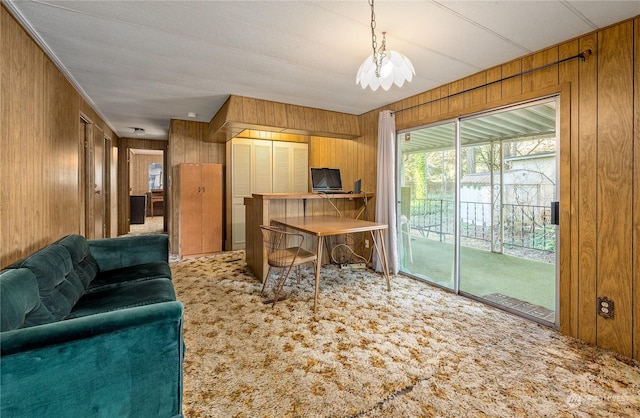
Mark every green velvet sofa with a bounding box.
[0,234,184,417]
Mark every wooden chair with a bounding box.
[260,225,317,307]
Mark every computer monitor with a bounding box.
[310,168,343,192]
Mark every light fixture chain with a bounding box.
[369,0,381,78]
[357,0,413,90]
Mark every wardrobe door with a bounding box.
[272,141,308,193]
[252,140,272,194]
[231,139,252,250]
[291,143,309,193]
[202,164,223,253]
[179,164,203,257]
[272,141,290,193]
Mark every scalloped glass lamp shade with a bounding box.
[356,50,415,91]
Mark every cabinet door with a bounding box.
[201,164,223,253]
[252,140,272,194]
[179,164,203,256]
[291,143,309,193]
[232,139,252,249]
[272,142,308,193]
[272,142,290,193]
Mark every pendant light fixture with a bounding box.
[356,0,415,91]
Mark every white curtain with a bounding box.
[374,110,398,274]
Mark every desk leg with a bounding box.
[370,230,391,291]
[378,230,391,290]
[314,236,324,312]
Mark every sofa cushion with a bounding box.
[54,234,100,289]
[66,278,177,320]
[12,245,85,321]
[88,234,169,272]
[0,269,56,331]
[86,261,172,294]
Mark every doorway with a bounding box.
[128,149,165,235]
[80,117,107,239]
[398,98,559,326]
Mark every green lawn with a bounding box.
[402,235,555,310]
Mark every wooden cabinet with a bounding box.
[173,163,223,258]
[226,138,309,250]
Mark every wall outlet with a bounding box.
[597,296,614,319]
[364,239,370,248]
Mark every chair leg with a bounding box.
[261,266,273,296]
[272,265,294,307]
[262,261,318,306]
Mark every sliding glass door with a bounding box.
[458,101,558,323]
[397,98,559,326]
[398,122,456,290]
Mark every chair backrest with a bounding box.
[260,225,304,250]
[259,225,305,267]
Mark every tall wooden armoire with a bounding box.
[173,163,223,258]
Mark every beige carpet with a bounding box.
[127,216,164,235]
[172,251,640,417]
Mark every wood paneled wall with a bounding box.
[309,132,377,222]
[208,95,360,142]
[634,18,640,362]
[167,119,225,252]
[236,129,309,143]
[1,6,116,268]
[594,22,634,357]
[129,153,163,195]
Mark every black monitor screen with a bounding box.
[310,168,342,192]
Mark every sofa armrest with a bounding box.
[1,301,184,418]
[88,234,169,271]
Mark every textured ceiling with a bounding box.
[6,1,640,140]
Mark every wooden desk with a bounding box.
[244,193,373,280]
[271,215,391,312]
